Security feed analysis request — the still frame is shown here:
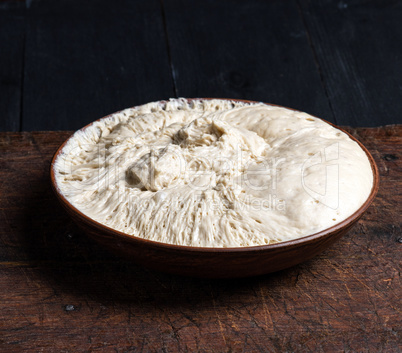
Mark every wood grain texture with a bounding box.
[298,0,402,126]
[163,0,335,123]
[22,0,175,131]
[0,127,401,352]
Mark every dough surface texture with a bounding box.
[54,99,373,247]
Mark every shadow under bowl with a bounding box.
[50,99,379,278]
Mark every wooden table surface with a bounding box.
[0,127,400,352]
[1,0,402,131]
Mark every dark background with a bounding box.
[1,0,402,132]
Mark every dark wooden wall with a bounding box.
[1,0,402,131]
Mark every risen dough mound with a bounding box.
[54,99,373,247]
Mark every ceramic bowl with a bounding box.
[50,99,379,278]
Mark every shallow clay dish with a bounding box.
[50,99,379,278]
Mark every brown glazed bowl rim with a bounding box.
[50,98,379,254]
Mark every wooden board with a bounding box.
[163,0,335,123]
[299,0,402,126]
[0,1,25,131]
[0,127,400,352]
[22,0,175,131]
[1,0,402,131]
